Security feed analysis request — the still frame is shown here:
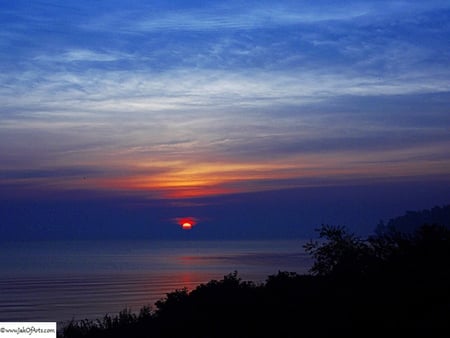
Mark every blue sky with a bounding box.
[0,0,449,239]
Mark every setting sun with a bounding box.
[177,217,197,230]
[182,222,193,230]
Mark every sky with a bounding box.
[0,0,449,240]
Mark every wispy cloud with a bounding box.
[81,1,450,34]
[34,49,132,63]
[2,67,449,119]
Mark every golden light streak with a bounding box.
[5,143,449,199]
[86,147,450,199]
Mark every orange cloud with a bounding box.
[12,144,448,200]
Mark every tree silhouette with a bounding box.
[303,225,374,277]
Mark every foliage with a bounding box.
[303,225,374,276]
[60,307,153,338]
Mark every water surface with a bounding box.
[0,240,311,324]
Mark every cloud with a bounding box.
[80,1,450,34]
[1,65,449,166]
[34,49,131,63]
[2,67,449,120]
[0,167,103,180]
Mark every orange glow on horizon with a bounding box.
[91,161,303,198]
[61,148,450,200]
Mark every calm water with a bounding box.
[0,240,311,325]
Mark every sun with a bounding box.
[177,217,197,230]
[182,222,193,230]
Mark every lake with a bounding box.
[0,240,312,325]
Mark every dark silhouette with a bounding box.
[375,204,450,235]
[60,205,450,337]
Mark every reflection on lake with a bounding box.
[0,240,312,324]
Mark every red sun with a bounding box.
[177,217,197,230]
[182,222,193,230]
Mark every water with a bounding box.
[0,240,311,325]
